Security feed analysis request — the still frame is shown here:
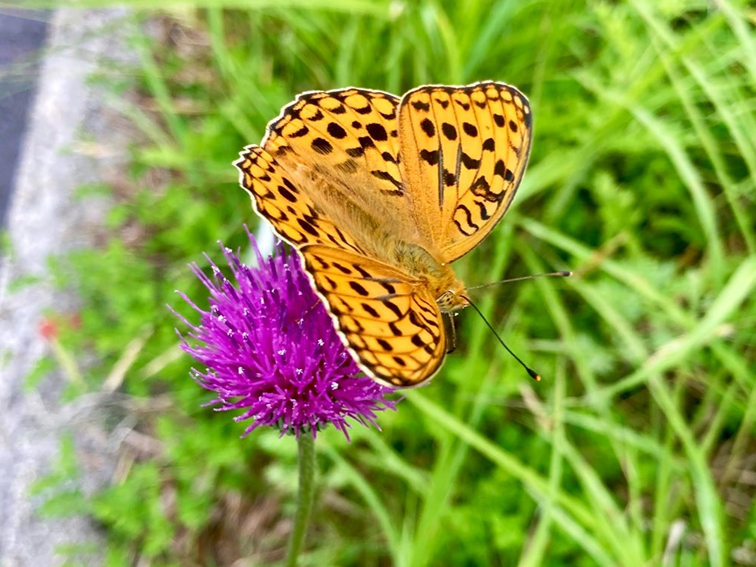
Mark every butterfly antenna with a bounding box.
[468,271,572,292]
[461,295,541,382]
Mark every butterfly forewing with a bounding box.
[301,245,446,388]
[241,88,430,257]
[235,145,364,252]
[398,82,533,262]
[265,89,408,202]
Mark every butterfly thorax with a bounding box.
[391,240,469,314]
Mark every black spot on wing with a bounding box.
[455,99,471,111]
[327,122,347,139]
[278,185,297,203]
[381,151,398,164]
[460,152,480,170]
[420,149,439,166]
[332,262,351,274]
[420,118,436,138]
[349,281,370,296]
[347,317,364,332]
[366,123,388,141]
[353,264,372,278]
[475,200,492,220]
[462,122,478,137]
[471,176,490,196]
[377,338,393,351]
[288,124,309,138]
[456,204,479,235]
[379,107,397,120]
[370,170,403,191]
[358,136,376,150]
[412,100,430,112]
[287,107,302,120]
[378,280,397,294]
[309,255,329,269]
[362,303,380,317]
[441,123,457,141]
[409,311,427,330]
[384,300,402,318]
[311,137,333,155]
[282,177,299,193]
[297,218,319,236]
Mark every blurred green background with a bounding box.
[37,0,756,565]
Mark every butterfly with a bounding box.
[234,81,533,389]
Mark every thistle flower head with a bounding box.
[176,230,395,440]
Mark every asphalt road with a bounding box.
[0,9,49,230]
[0,9,132,565]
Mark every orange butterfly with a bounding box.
[235,81,532,388]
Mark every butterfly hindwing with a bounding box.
[398,81,533,262]
[300,245,446,388]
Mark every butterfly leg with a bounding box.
[443,313,457,354]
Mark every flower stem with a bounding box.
[285,433,316,567]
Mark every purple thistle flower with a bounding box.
[175,230,396,440]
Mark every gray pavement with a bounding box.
[0,9,133,566]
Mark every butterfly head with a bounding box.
[436,286,470,313]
